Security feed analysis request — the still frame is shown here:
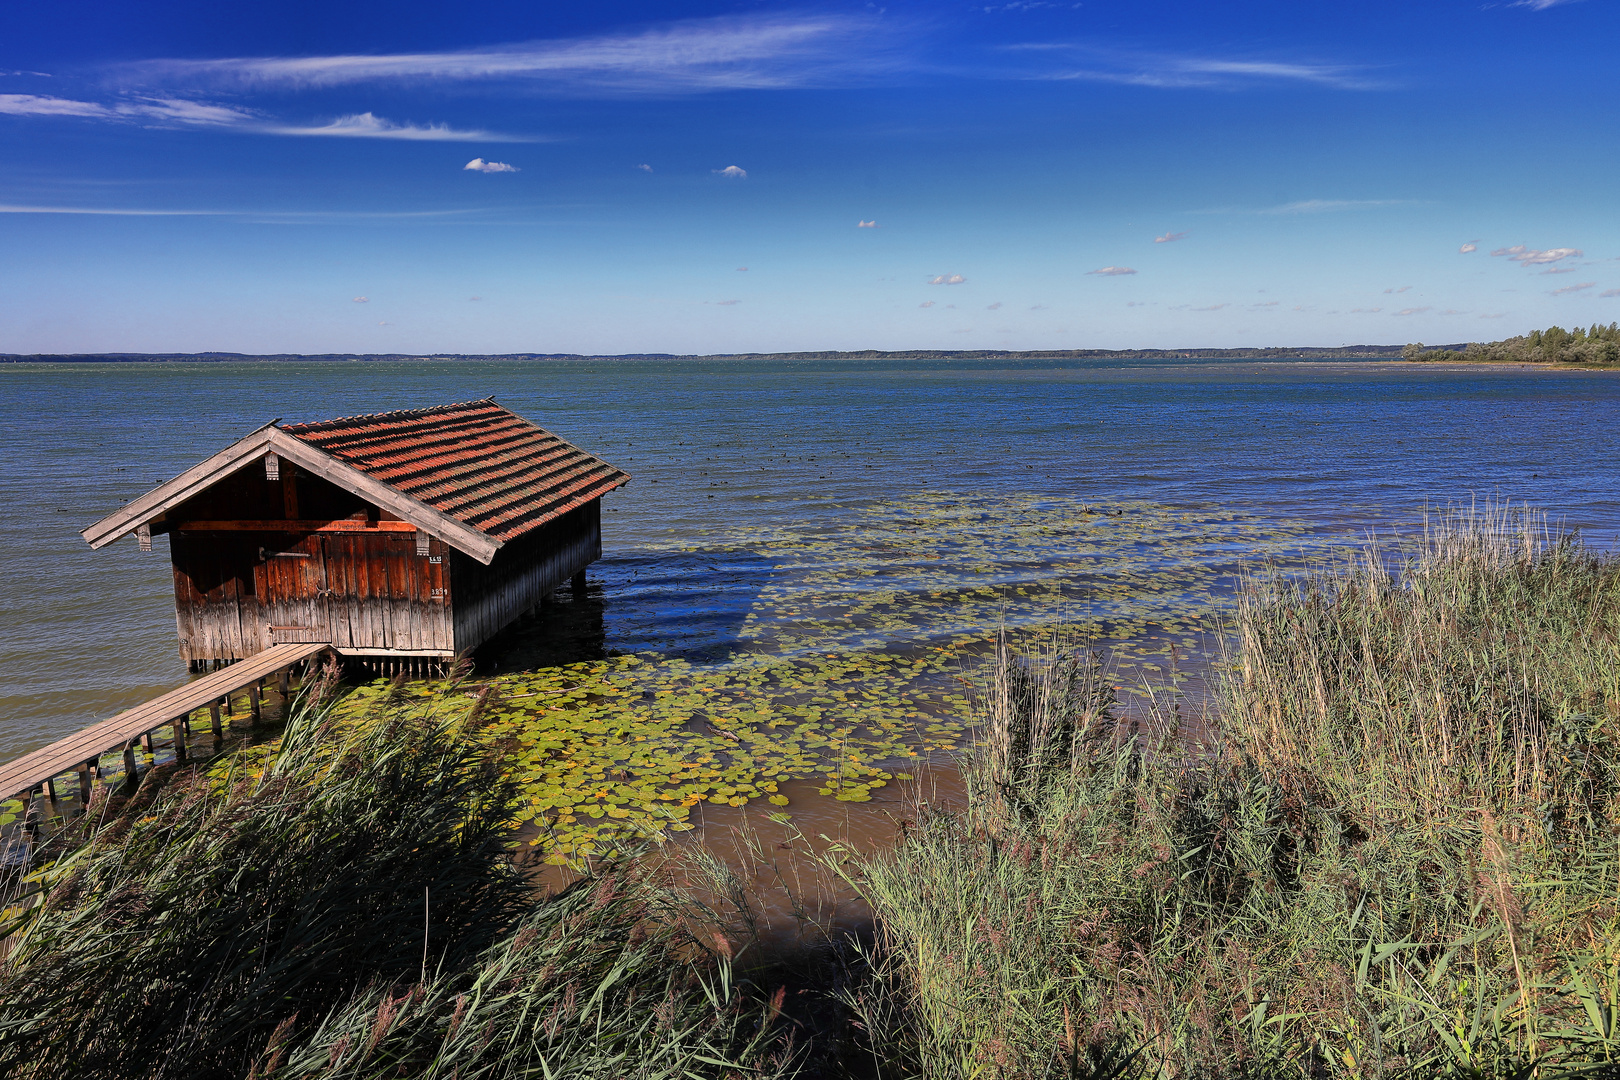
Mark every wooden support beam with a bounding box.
[210,702,223,737]
[249,682,262,721]
[137,523,152,552]
[173,717,188,764]
[122,743,138,789]
[45,779,58,819]
[278,667,290,698]
[78,762,92,806]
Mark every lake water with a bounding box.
[3,356,1619,764]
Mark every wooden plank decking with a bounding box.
[0,642,330,803]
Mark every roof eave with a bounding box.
[80,423,505,565]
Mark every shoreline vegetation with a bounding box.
[1405,323,1620,366]
[4,504,1620,1077]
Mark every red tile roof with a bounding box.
[279,400,629,542]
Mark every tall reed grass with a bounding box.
[844,505,1620,1078]
[0,690,789,1080]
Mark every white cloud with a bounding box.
[1088,266,1136,276]
[715,165,747,178]
[1191,303,1226,311]
[353,296,369,303]
[1349,307,1383,313]
[469,296,482,301]
[1551,282,1596,295]
[637,163,653,171]
[1491,244,1581,266]
[1513,0,1579,9]
[928,274,967,285]
[1394,307,1432,315]
[137,15,887,95]
[858,219,878,227]
[464,157,519,172]
[271,112,502,141]
[1602,289,1620,298]
[0,93,112,117]
[987,301,1002,310]
[1459,242,1478,254]
[919,301,935,308]
[1384,285,1412,294]
[1,93,512,141]
[736,266,749,271]
[1542,267,1577,275]
[1154,230,1187,243]
[1025,48,1377,91]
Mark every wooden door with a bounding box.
[254,532,331,645]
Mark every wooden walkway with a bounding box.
[0,642,330,804]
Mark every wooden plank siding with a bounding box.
[451,501,600,653]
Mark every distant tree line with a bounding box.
[1404,322,1620,365]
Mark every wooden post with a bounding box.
[123,742,138,789]
[173,716,188,764]
[141,731,155,756]
[78,762,93,806]
[23,788,41,845]
[278,667,290,698]
[210,702,223,737]
[45,779,59,819]
[249,682,262,721]
[572,570,587,597]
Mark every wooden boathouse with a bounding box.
[81,399,631,671]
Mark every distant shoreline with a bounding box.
[0,345,1446,364]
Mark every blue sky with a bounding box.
[3,1,1617,355]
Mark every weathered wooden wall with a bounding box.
[165,458,604,663]
[450,501,600,653]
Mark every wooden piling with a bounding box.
[173,717,188,764]
[249,682,262,721]
[210,702,223,737]
[78,762,92,806]
[122,743,138,789]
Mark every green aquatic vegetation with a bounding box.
[326,492,1319,866]
[333,649,973,864]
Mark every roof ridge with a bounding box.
[280,398,496,433]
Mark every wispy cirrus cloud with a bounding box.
[929,273,967,285]
[1,92,517,141]
[1011,44,1381,90]
[1551,282,1595,295]
[464,157,519,172]
[1262,198,1414,214]
[1460,241,1478,253]
[266,112,513,140]
[1088,266,1136,276]
[126,14,892,95]
[1154,230,1188,243]
[1602,289,1620,298]
[1394,307,1432,315]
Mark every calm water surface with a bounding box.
[3,357,1617,761]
